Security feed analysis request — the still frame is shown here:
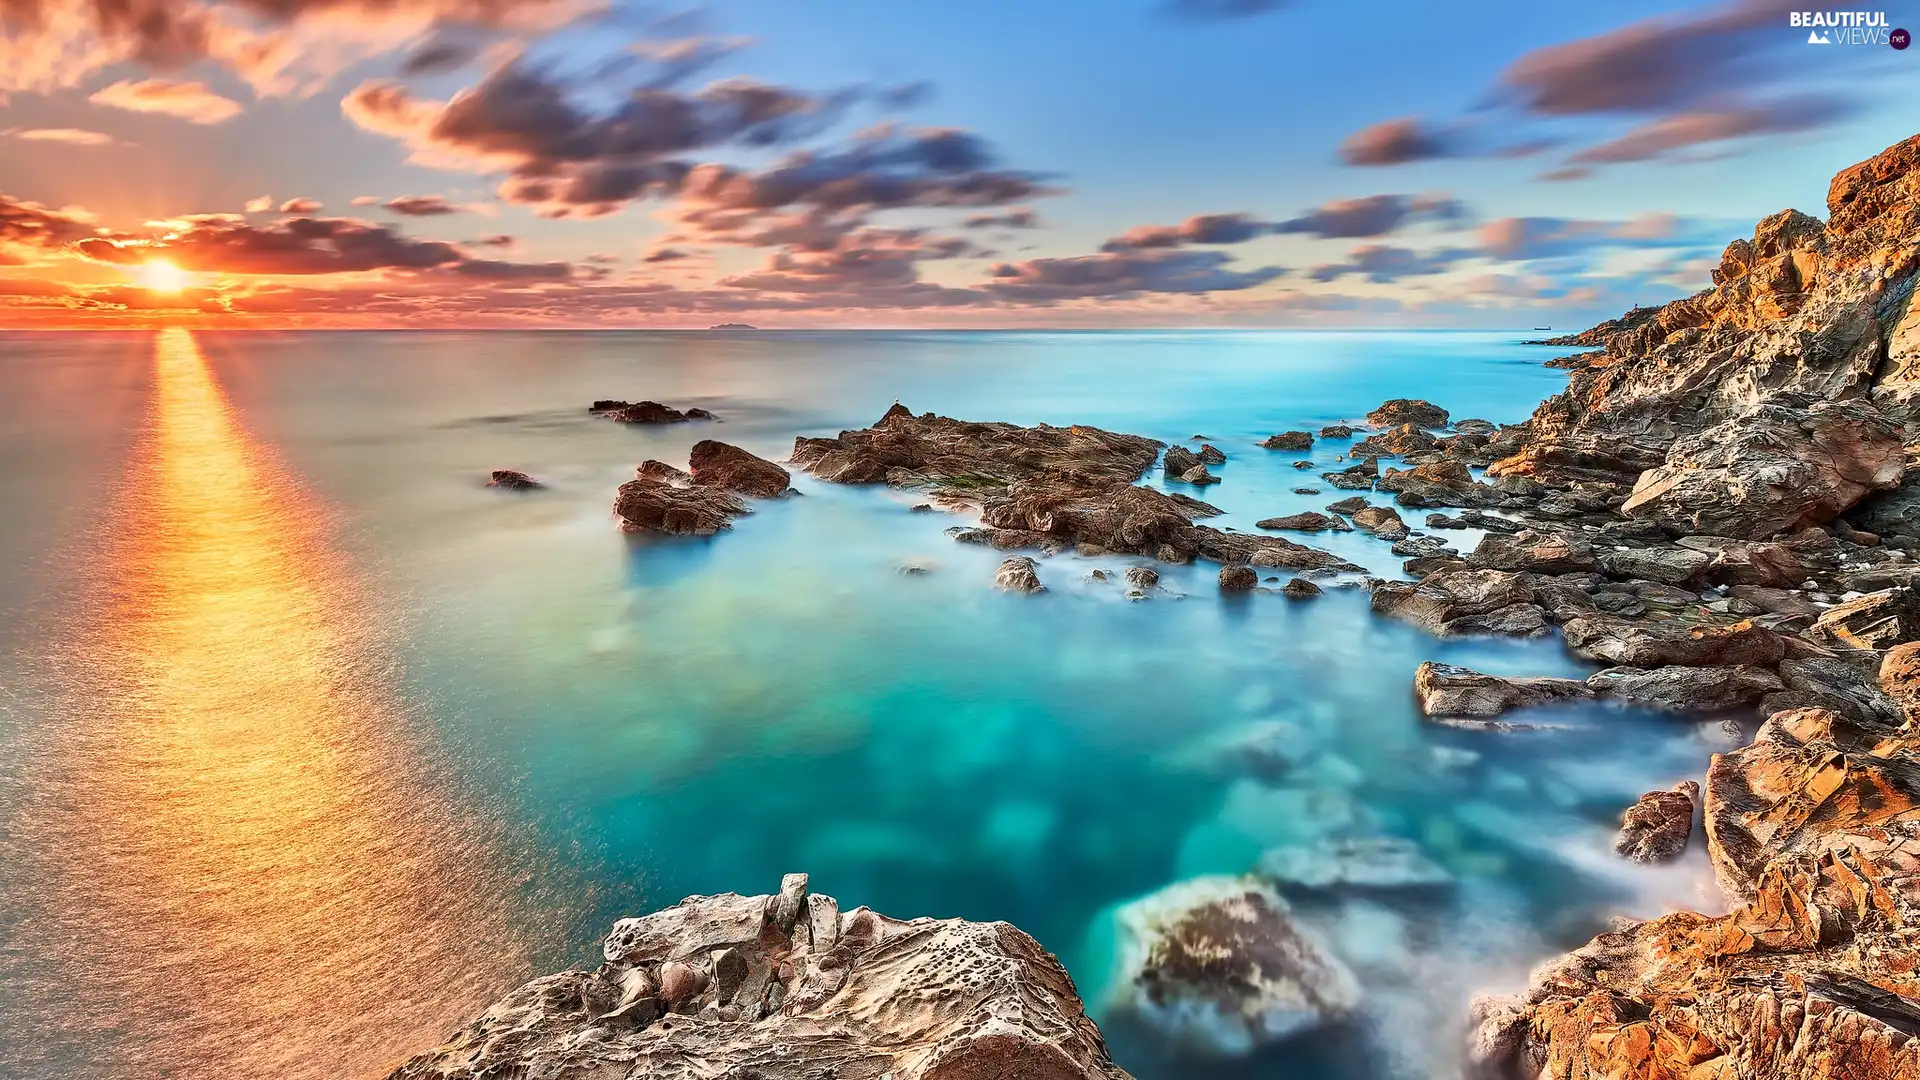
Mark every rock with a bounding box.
[1281,578,1321,600]
[389,879,1131,1080]
[1594,545,1712,585]
[1349,504,1409,539]
[1377,459,1504,508]
[1124,566,1159,589]
[637,459,691,483]
[1291,460,1315,469]
[595,400,711,424]
[1163,445,1202,474]
[1587,665,1785,711]
[687,440,791,498]
[1561,616,1787,668]
[1371,568,1540,637]
[1219,565,1257,591]
[1425,509,1524,534]
[1880,642,1920,725]
[1255,511,1350,533]
[792,405,1163,491]
[1366,399,1449,428]
[1676,535,1817,588]
[1197,444,1227,465]
[1102,876,1361,1057]
[486,468,543,490]
[1321,461,1379,489]
[1806,586,1920,649]
[1621,397,1906,539]
[995,556,1046,594]
[1612,782,1699,863]
[1452,418,1497,437]
[1351,423,1439,458]
[1290,487,1320,495]
[614,477,749,535]
[1261,431,1313,450]
[1326,496,1370,515]
[1467,529,1596,574]
[1318,424,1354,438]
[1255,835,1452,893]
[1412,661,1592,717]
[1179,464,1220,485]
[1389,535,1455,559]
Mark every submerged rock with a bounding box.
[1102,876,1361,1057]
[1255,836,1452,894]
[388,877,1132,1080]
[1281,578,1322,600]
[1261,431,1313,450]
[486,468,543,490]
[1255,511,1350,533]
[614,477,748,536]
[1366,399,1449,428]
[1587,664,1785,711]
[1219,565,1257,591]
[995,556,1046,594]
[593,399,714,424]
[1612,782,1698,863]
[1412,661,1591,717]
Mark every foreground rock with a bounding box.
[1366,399,1449,428]
[688,440,792,498]
[1612,781,1699,863]
[614,477,748,535]
[1102,876,1360,1057]
[797,405,1361,573]
[995,556,1046,594]
[486,468,543,490]
[1412,662,1590,717]
[388,875,1132,1080]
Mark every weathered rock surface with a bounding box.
[1281,578,1322,600]
[592,400,715,423]
[1366,399,1449,429]
[1349,504,1408,540]
[995,556,1046,594]
[1587,664,1786,711]
[1412,661,1591,717]
[1807,586,1920,650]
[688,440,792,498]
[1561,616,1787,668]
[1261,431,1313,450]
[614,477,749,535]
[1371,568,1547,638]
[1255,511,1350,533]
[1218,565,1257,591]
[1102,876,1360,1057]
[487,468,543,490]
[389,876,1133,1080]
[1468,530,1595,575]
[1352,423,1439,459]
[1318,424,1355,438]
[1612,781,1699,863]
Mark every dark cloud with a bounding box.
[1495,0,1785,117]
[1310,244,1475,283]
[72,214,570,278]
[0,193,100,250]
[1273,193,1468,238]
[1565,95,1850,165]
[643,247,689,262]
[1102,212,1270,251]
[1161,0,1289,19]
[987,248,1284,300]
[470,233,516,247]
[1339,117,1453,166]
[962,208,1038,230]
[384,194,464,216]
[879,81,935,109]
[401,39,478,75]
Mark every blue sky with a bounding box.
[0,0,1914,326]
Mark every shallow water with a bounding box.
[0,328,1727,1080]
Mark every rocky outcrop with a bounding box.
[1101,876,1360,1057]
[1261,431,1313,450]
[388,875,1133,1080]
[487,468,543,490]
[994,556,1045,594]
[688,440,792,498]
[1611,781,1699,863]
[1412,661,1591,717]
[1281,578,1321,600]
[1255,511,1350,532]
[1366,399,1449,428]
[614,477,749,535]
[592,400,716,423]
[1561,616,1787,668]
[1587,664,1786,711]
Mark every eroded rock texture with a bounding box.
[389,875,1134,1080]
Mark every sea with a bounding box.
[0,328,1731,1080]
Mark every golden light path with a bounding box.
[29,328,529,1079]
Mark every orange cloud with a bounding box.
[90,79,245,124]
[3,127,120,146]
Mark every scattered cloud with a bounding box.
[279,197,323,213]
[1565,95,1849,165]
[643,247,689,262]
[383,194,464,216]
[1273,193,1468,238]
[0,193,100,251]
[89,79,244,124]
[962,208,1039,230]
[988,248,1285,300]
[245,195,274,213]
[3,127,119,146]
[1340,117,1453,166]
[1311,243,1475,283]
[1161,0,1290,19]
[72,213,571,279]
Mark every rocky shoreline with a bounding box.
[436,133,1920,1078]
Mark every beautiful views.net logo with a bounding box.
[1790,10,1897,44]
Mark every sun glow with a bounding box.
[136,258,190,293]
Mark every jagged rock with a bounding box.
[1318,424,1354,438]
[1389,535,1455,560]
[1453,418,1498,436]
[1349,504,1408,539]
[792,404,1162,492]
[389,879,1132,1080]
[637,459,691,483]
[486,469,543,490]
[1124,566,1159,590]
[614,477,748,535]
[1281,578,1321,600]
[1255,511,1349,533]
[1587,664,1785,711]
[1371,568,1539,637]
[1163,445,1202,474]
[1807,586,1920,650]
[1467,529,1596,574]
[1881,642,1920,725]
[1594,545,1711,585]
[1765,656,1905,729]
[593,400,714,424]
[1426,509,1525,534]
[1197,444,1227,465]
[1678,535,1818,588]
[1179,464,1220,485]
[1102,876,1361,1057]
[1562,616,1787,668]
[1621,397,1906,540]
[1612,782,1699,863]
[1352,423,1439,458]
[1366,399,1449,428]
[1219,565,1257,591]
[1326,496,1370,515]
[1322,461,1379,489]
[1377,459,1504,508]
[688,440,791,498]
[1412,661,1591,717]
[995,556,1045,594]
[1255,835,1453,893]
[1261,431,1313,450]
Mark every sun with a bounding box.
[135,259,190,293]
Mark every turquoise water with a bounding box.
[0,330,1728,1080]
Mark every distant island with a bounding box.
[707,323,758,331]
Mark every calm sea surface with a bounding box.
[0,329,1728,1080]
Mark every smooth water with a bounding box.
[0,329,1727,1080]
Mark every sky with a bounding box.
[0,0,1914,328]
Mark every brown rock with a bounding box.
[1586,664,1785,711]
[688,440,791,498]
[1280,578,1321,600]
[1879,642,1920,725]
[1468,529,1596,574]
[1352,423,1439,458]
[1613,782,1699,863]
[1807,586,1920,650]
[1255,511,1350,533]
[1218,565,1257,591]
[994,556,1046,594]
[613,477,748,536]
[486,469,543,490]
[1366,399,1449,428]
[1561,616,1787,668]
[1412,661,1591,717]
[1349,504,1409,539]
[1261,431,1313,450]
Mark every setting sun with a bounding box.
[135,259,189,293]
